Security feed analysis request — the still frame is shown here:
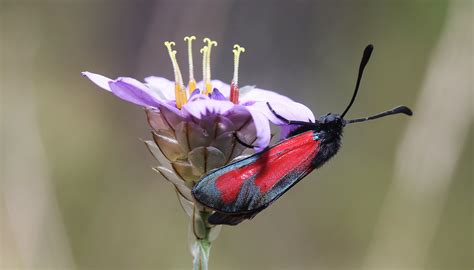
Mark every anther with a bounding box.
[164,41,187,109]
[184,36,196,93]
[230,44,245,104]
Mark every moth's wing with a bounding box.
[206,163,315,226]
[192,131,321,223]
[207,211,259,226]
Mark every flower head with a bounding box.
[82,37,314,150]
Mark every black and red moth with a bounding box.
[192,45,413,225]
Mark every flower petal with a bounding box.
[228,105,271,152]
[109,77,162,107]
[279,124,299,140]
[196,80,231,97]
[249,100,315,125]
[249,100,315,139]
[144,76,175,100]
[81,71,112,91]
[188,93,210,103]
[182,99,234,119]
[210,88,226,101]
[240,87,294,103]
[189,88,200,99]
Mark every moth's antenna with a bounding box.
[346,105,413,124]
[340,44,374,119]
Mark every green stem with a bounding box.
[192,237,210,270]
[192,210,212,270]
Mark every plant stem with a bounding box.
[192,237,210,270]
[192,210,212,270]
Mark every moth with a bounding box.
[192,45,412,225]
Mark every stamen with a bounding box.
[200,46,208,94]
[230,44,245,104]
[164,41,187,109]
[203,38,218,94]
[184,36,197,93]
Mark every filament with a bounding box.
[164,41,187,108]
[200,46,208,93]
[184,36,197,92]
[230,44,245,104]
[203,38,218,94]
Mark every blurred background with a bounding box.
[1,0,472,269]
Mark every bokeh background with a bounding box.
[1,0,472,269]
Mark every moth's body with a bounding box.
[192,44,413,225]
[192,114,344,225]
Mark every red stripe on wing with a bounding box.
[215,131,320,204]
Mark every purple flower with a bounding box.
[83,72,314,149]
[82,37,315,201]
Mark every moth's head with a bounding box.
[319,113,345,131]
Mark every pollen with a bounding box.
[230,44,245,104]
[184,36,197,93]
[202,38,218,95]
[164,41,187,109]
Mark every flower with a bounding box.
[82,36,315,269]
[82,37,314,149]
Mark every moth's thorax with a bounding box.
[319,113,344,131]
[311,113,344,168]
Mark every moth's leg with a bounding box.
[233,132,256,149]
[266,102,314,126]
